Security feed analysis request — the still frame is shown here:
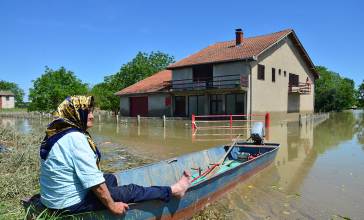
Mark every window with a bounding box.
[279,69,281,75]
[210,94,223,115]
[188,95,205,116]
[192,64,213,82]
[289,73,299,86]
[174,96,186,117]
[6,96,10,101]
[226,93,245,114]
[257,64,265,80]
[284,71,287,77]
[272,68,276,82]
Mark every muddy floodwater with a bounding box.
[1,110,364,219]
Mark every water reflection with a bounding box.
[1,110,364,219]
[354,110,364,147]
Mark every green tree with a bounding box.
[315,66,356,112]
[28,66,88,112]
[0,80,25,107]
[91,51,174,112]
[358,80,364,107]
[90,81,116,110]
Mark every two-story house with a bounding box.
[116,28,319,118]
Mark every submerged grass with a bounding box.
[0,127,42,219]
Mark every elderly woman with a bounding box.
[39,96,191,215]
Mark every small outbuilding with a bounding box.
[0,90,15,109]
[115,70,173,117]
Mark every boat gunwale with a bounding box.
[187,142,280,189]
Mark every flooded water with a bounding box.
[1,110,364,219]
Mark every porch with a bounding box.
[169,74,249,92]
[172,92,247,117]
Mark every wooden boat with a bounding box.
[23,141,280,219]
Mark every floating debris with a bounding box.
[332,214,352,220]
[0,144,8,153]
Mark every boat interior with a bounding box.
[115,142,279,187]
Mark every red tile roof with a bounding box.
[167,29,318,78]
[115,70,171,96]
[0,90,14,96]
[168,29,292,69]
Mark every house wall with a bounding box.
[251,37,315,115]
[172,68,193,90]
[213,61,250,88]
[213,61,250,76]
[119,96,130,116]
[119,94,171,117]
[0,96,15,109]
[148,94,171,117]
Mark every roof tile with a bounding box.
[168,29,292,68]
[115,70,171,96]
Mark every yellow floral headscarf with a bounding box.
[40,96,101,169]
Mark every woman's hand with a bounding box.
[92,183,129,215]
[110,202,129,215]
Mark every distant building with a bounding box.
[0,91,15,109]
[116,29,319,117]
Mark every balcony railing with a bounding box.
[168,74,249,91]
[288,82,311,94]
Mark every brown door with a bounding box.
[130,97,148,117]
[174,96,186,117]
[289,73,299,86]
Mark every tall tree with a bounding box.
[315,66,356,112]
[28,66,88,112]
[91,51,174,112]
[0,80,25,107]
[358,80,364,107]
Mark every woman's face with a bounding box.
[87,111,94,129]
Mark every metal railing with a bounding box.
[288,82,311,94]
[168,74,249,91]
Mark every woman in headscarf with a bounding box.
[39,96,191,215]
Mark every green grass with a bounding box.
[0,108,28,113]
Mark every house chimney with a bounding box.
[235,28,243,46]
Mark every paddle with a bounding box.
[204,134,241,180]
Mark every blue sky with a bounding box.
[0,0,363,101]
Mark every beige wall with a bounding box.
[0,96,15,108]
[251,37,315,115]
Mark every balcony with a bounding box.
[169,74,249,92]
[288,82,311,94]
